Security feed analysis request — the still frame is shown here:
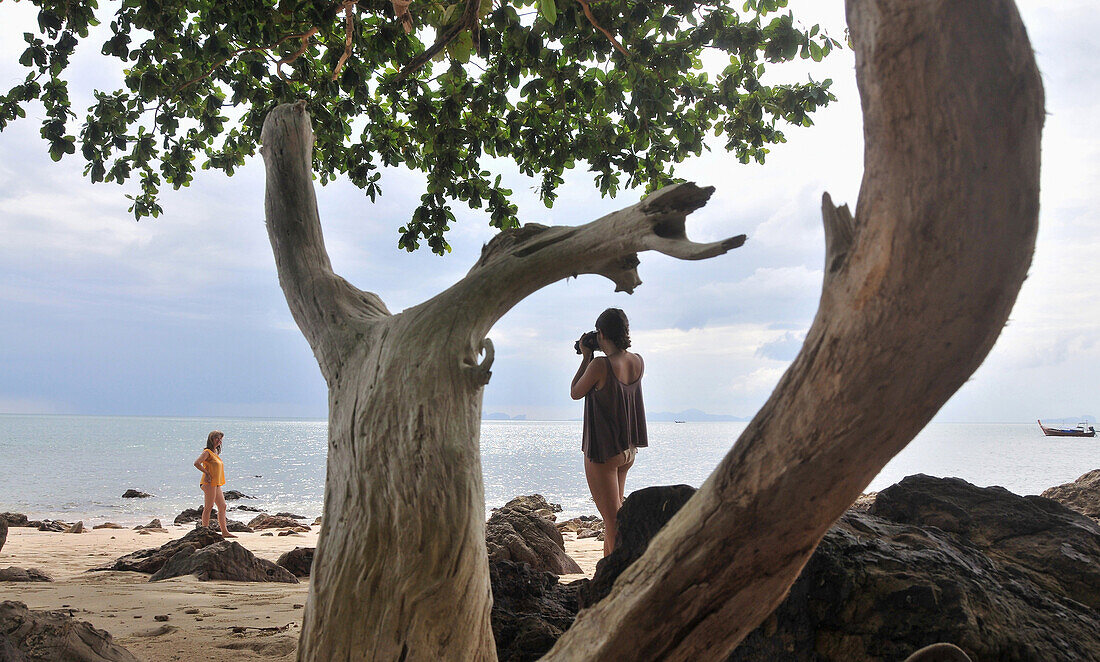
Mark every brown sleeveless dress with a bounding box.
[582,355,649,463]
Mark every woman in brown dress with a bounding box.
[570,308,648,556]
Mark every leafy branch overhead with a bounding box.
[1,0,841,254]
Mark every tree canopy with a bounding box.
[1,0,839,253]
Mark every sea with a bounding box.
[2,415,1097,526]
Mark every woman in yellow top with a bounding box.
[193,430,235,538]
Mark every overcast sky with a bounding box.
[1,1,1096,422]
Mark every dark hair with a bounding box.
[595,308,631,350]
[206,430,224,452]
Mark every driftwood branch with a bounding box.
[546,0,1043,659]
[259,101,391,383]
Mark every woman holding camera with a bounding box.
[570,308,648,556]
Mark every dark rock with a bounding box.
[0,600,139,661]
[121,489,152,499]
[486,506,582,575]
[173,508,213,525]
[65,521,84,534]
[247,514,308,530]
[153,615,169,622]
[490,559,582,662]
[0,519,5,555]
[494,495,563,522]
[222,490,255,500]
[277,530,301,537]
[149,541,298,583]
[730,475,1100,661]
[37,520,66,533]
[93,523,124,530]
[555,515,601,534]
[0,513,28,527]
[313,516,322,526]
[193,520,253,533]
[1041,468,1100,523]
[0,567,52,582]
[274,512,306,519]
[93,527,224,574]
[579,484,697,608]
[276,547,314,577]
[134,519,162,530]
[231,505,263,512]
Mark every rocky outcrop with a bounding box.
[194,520,253,533]
[1041,468,1100,523]
[578,484,696,608]
[35,520,66,533]
[274,512,306,519]
[490,559,582,662]
[134,519,162,530]
[556,515,603,541]
[173,508,210,525]
[149,541,299,583]
[222,490,255,500]
[93,523,124,530]
[486,504,581,575]
[65,521,84,534]
[728,475,1100,661]
[276,547,314,577]
[0,513,28,527]
[0,567,52,582]
[231,505,263,512]
[0,519,6,554]
[94,527,224,574]
[121,489,152,498]
[247,514,309,531]
[495,495,563,522]
[0,600,138,661]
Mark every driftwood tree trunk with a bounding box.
[546,0,1043,659]
[260,0,1042,658]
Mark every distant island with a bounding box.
[483,413,528,421]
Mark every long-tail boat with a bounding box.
[1037,420,1097,437]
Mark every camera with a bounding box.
[574,331,599,354]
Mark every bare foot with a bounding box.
[222,532,237,538]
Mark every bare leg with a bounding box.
[616,449,635,505]
[201,483,215,527]
[214,487,235,537]
[586,452,627,556]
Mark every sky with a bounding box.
[0,1,1097,422]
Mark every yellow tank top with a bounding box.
[200,450,226,486]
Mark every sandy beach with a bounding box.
[2,525,603,661]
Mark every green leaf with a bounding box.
[537,0,557,25]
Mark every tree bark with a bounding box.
[261,0,1042,658]
[545,0,1043,659]
[261,104,743,660]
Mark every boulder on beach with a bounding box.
[728,475,1100,661]
[121,489,152,499]
[134,519,162,530]
[36,520,67,533]
[0,513,28,527]
[94,526,225,574]
[0,519,6,555]
[231,505,263,512]
[65,521,84,534]
[193,520,253,533]
[247,514,309,531]
[578,484,696,608]
[0,566,52,582]
[0,600,139,662]
[93,522,124,530]
[1041,468,1100,523]
[274,512,306,520]
[276,547,314,577]
[222,490,255,500]
[149,540,299,583]
[490,559,582,662]
[486,503,582,576]
[494,495,563,522]
[174,508,219,525]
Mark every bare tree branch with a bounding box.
[546,0,1044,658]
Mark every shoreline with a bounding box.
[2,524,603,661]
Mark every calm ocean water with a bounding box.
[1,415,1096,525]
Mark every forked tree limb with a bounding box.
[545,0,1043,659]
